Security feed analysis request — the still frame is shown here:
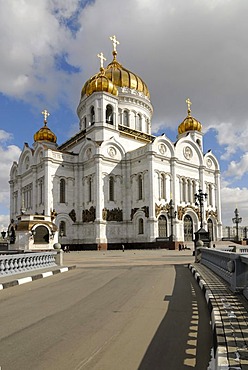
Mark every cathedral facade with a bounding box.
[9,36,222,250]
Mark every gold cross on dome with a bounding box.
[97,52,106,69]
[110,35,120,52]
[186,98,192,115]
[42,109,50,123]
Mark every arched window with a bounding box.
[138,174,143,200]
[109,176,114,201]
[182,178,186,202]
[136,114,142,131]
[192,181,197,204]
[187,179,192,203]
[90,106,95,125]
[106,105,113,124]
[146,118,150,133]
[34,226,49,244]
[88,177,92,202]
[59,221,66,237]
[158,215,167,237]
[138,218,144,234]
[207,184,213,206]
[123,110,129,126]
[60,179,66,203]
[184,215,193,241]
[161,174,166,199]
[207,219,213,241]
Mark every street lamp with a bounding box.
[168,199,177,241]
[194,189,207,230]
[232,208,242,242]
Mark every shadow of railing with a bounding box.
[138,265,212,370]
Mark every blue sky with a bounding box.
[0,0,248,229]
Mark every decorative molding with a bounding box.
[206,209,218,220]
[82,206,96,222]
[69,209,76,222]
[155,203,169,218]
[131,206,149,220]
[102,208,123,221]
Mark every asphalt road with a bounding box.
[0,250,212,370]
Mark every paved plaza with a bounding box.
[0,249,213,370]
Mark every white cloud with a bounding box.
[0,215,10,232]
[0,131,21,222]
[221,186,248,226]
[223,153,248,180]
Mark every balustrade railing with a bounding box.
[0,252,58,276]
[200,248,248,293]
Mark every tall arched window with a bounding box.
[161,174,166,199]
[207,184,213,206]
[90,106,95,125]
[123,110,129,126]
[88,177,92,202]
[136,114,142,131]
[158,215,167,237]
[138,218,144,234]
[60,179,66,203]
[109,176,114,201]
[182,178,186,202]
[192,181,197,203]
[106,105,113,124]
[187,179,192,203]
[138,174,143,200]
[59,221,66,236]
[146,118,149,133]
[184,215,193,241]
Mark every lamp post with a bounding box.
[194,189,207,230]
[232,208,242,242]
[168,199,177,242]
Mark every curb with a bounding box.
[0,265,76,291]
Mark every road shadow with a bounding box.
[138,265,212,370]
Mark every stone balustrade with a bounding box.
[200,248,248,293]
[0,251,59,276]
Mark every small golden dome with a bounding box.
[34,110,57,143]
[34,123,57,143]
[81,67,118,97]
[178,98,202,134]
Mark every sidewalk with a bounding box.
[0,264,76,290]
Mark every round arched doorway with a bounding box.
[158,215,167,237]
[184,215,193,241]
[33,225,49,244]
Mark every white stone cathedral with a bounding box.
[9,36,222,250]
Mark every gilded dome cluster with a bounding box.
[178,98,202,134]
[34,110,57,144]
[81,36,150,99]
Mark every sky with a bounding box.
[0,0,247,229]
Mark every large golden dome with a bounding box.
[178,98,202,134]
[104,51,150,98]
[34,110,57,143]
[81,67,118,97]
[81,37,150,99]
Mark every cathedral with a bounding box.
[9,36,222,250]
